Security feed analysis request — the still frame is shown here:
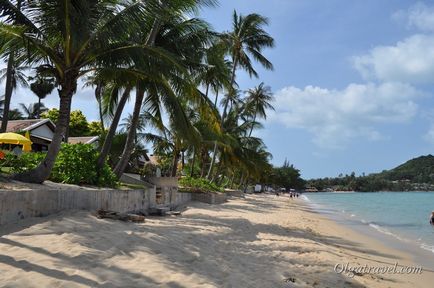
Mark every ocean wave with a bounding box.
[420,243,434,253]
[368,223,409,242]
[300,195,310,202]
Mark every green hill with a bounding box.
[378,155,434,183]
[307,154,434,191]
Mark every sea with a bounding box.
[301,192,434,269]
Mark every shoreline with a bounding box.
[0,194,433,287]
[294,195,434,287]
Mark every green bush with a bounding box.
[140,162,159,178]
[3,152,46,173]
[7,144,118,187]
[178,176,223,193]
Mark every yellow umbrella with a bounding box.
[0,132,32,152]
[23,131,32,152]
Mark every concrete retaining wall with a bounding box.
[0,186,191,226]
[191,192,227,204]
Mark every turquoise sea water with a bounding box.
[302,192,434,266]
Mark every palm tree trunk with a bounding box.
[200,147,207,177]
[37,97,41,119]
[95,82,105,131]
[13,82,75,183]
[1,53,14,132]
[190,147,196,177]
[171,149,179,177]
[113,87,145,178]
[214,89,219,107]
[112,14,162,178]
[221,57,238,123]
[206,141,217,180]
[181,150,185,171]
[207,58,238,179]
[97,87,131,171]
[230,172,235,188]
[248,114,257,137]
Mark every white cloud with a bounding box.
[407,2,434,32]
[353,34,434,84]
[270,82,420,148]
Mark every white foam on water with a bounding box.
[300,195,310,202]
[420,243,434,253]
[368,223,409,243]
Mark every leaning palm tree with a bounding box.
[0,0,199,183]
[113,15,215,178]
[243,82,274,136]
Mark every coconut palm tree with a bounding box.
[29,75,55,118]
[113,15,215,178]
[221,10,275,121]
[207,11,275,178]
[243,82,274,136]
[0,61,29,130]
[0,0,25,133]
[19,102,48,119]
[0,0,205,183]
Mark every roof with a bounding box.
[148,155,160,165]
[6,119,56,133]
[68,136,99,145]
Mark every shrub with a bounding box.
[3,152,46,173]
[178,176,223,193]
[6,144,118,187]
[140,162,159,178]
[50,143,118,187]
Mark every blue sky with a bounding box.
[4,0,434,179]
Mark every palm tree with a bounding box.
[113,15,214,178]
[0,0,24,133]
[0,0,194,183]
[29,76,55,118]
[221,10,275,121]
[8,108,24,120]
[0,61,29,130]
[207,11,275,178]
[19,102,48,119]
[243,83,274,136]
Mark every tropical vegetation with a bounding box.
[307,155,434,192]
[0,0,301,191]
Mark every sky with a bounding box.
[3,0,434,179]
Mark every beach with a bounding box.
[0,194,432,288]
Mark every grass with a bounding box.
[0,167,12,174]
[119,182,145,190]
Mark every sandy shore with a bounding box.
[0,194,432,287]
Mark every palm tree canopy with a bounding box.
[244,82,274,120]
[222,10,275,78]
[19,102,47,119]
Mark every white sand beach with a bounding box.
[0,194,432,288]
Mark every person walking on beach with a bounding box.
[430,211,434,226]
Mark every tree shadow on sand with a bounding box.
[0,196,406,287]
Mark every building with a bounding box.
[6,119,100,151]
[6,119,56,151]
[68,136,100,148]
